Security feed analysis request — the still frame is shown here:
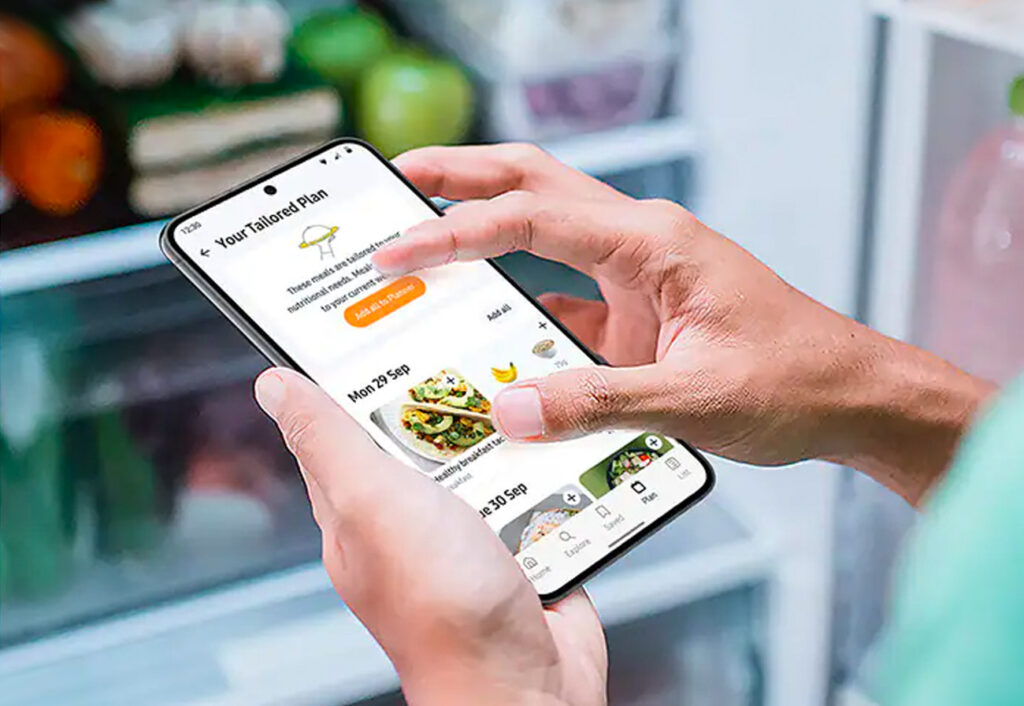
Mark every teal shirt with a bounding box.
[874,375,1024,705]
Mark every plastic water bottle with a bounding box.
[926,75,1024,383]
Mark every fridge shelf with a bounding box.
[545,116,698,176]
[871,0,1024,58]
[0,117,698,297]
[65,348,266,419]
[0,221,168,298]
[0,496,773,706]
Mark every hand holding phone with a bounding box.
[252,367,608,706]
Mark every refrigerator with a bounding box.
[8,0,1016,704]
[835,3,1024,704]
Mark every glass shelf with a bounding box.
[0,497,771,706]
[0,152,717,704]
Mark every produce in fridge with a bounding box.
[291,7,395,89]
[1,109,102,215]
[0,15,67,115]
[357,49,474,158]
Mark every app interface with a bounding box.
[171,143,709,596]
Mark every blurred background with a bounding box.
[0,1,1022,705]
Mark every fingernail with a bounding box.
[494,386,545,440]
[255,372,286,419]
[371,244,407,276]
[368,253,399,274]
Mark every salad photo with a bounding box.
[579,433,672,499]
[608,448,659,487]
[498,486,592,554]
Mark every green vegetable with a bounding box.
[608,449,659,487]
[0,539,11,600]
[441,394,469,409]
[291,7,395,89]
[413,413,453,434]
[94,410,163,556]
[1011,74,1024,118]
[446,421,490,447]
[358,48,474,158]
[412,383,449,401]
[0,313,75,600]
[0,427,69,598]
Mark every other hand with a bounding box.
[254,368,607,706]
[374,144,994,505]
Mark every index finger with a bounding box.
[372,192,683,293]
[393,143,623,202]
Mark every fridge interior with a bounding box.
[0,495,769,706]
[10,0,1015,704]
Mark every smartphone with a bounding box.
[161,138,714,603]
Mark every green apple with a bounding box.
[1011,74,1024,118]
[357,49,474,158]
[291,8,395,88]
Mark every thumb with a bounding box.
[492,364,665,441]
[253,367,403,519]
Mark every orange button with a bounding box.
[344,276,426,327]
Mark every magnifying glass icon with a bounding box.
[558,530,575,542]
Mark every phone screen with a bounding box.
[163,140,712,601]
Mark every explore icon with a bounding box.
[299,224,339,260]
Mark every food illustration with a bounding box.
[532,339,557,359]
[377,368,496,462]
[491,362,518,384]
[299,224,338,260]
[517,507,579,552]
[607,448,660,487]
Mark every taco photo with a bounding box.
[371,368,497,471]
[408,368,492,414]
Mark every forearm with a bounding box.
[820,327,997,506]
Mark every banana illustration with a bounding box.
[491,362,518,384]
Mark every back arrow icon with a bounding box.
[200,248,210,257]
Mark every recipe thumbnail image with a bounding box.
[498,485,593,554]
[369,367,497,472]
[578,433,672,499]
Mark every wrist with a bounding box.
[398,659,567,706]
[391,626,569,706]
[818,326,996,505]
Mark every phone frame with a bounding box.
[160,137,715,604]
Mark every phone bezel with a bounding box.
[160,137,715,605]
